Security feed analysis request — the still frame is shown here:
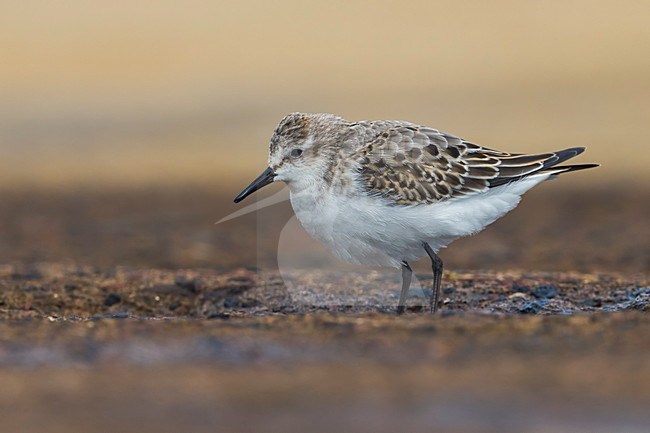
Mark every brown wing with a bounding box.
[354,122,583,205]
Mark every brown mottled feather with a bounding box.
[353,122,584,205]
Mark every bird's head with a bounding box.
[234,112,347,203]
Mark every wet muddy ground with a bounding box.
[0,188,648,432]
[0,263,648,432]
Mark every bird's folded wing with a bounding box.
[354,123,560,205]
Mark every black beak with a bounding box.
[234,167,276,203]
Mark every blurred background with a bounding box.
[1,0,648,271]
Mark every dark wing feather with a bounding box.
[354,122,585,205]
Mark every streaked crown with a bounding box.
[269,113,311,156]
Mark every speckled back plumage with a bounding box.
[351,121,588,205]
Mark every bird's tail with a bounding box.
[538,147,599,175]
[541,163,600,175]
[489,147,598,188]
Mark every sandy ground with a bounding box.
[0,188,648,432]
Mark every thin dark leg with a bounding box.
[423,243,443,313]
[397,261,412,315]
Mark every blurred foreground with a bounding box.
[0,263,648,432]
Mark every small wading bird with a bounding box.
[234,113,597,313]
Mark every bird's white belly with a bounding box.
[289,176,547,268]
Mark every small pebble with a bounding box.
[533,285,559,299]
[223,299,240,309]
[512,284,531,293]
[518,300,545,314]
[443,286,456,294]
[174,277,198,293]
[580,298,602,308]
[104,293,122,307]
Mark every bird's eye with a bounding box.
[290,148,303,158]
